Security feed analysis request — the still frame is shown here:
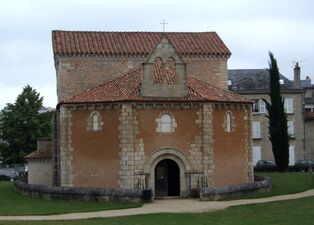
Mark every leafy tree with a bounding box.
[0,85,53,166]
[265,52,290,172]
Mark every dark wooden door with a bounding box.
[155,159,180,197]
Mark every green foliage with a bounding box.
[0,175,10,181]
[0,85,53,166]
[0,182,142,216]
[265,52,290,172]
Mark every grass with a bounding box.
[0,196,313,225]
[0,182,142,216]
[227,172,314,200]
[0,172,313,218]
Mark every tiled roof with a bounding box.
[228,69,300,91]
[60,67,251,105]
[52,31,231,57]
[25,143,52,160]
[304,112,314,120]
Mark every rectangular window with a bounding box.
[253,146,261,166]
[284,98,293,113]
[252,121,261,139]
[289,146,295,165]
[259,99,266,113]
[252,99,266,113]
[288,121,294,137]
[252,99,259,113]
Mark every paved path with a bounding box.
[1,189,314,221]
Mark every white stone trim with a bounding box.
[155,111,177,133]
[223,110,236,133]
[86,111,104,131]
[143,148,193,197]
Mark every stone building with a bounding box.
[228,67,305,165]
[30,31,254,198]
[301,74,314,160]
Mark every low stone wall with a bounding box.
[200,175,271,201]
[14,180,142,202]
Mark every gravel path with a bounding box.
[1,189,313,221]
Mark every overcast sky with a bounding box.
[0,0,313,109]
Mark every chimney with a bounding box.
[294,62,300,87]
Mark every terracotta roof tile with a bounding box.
[305,111,314,120]
[60,67,251,105]
[52,31,231,57]
[25,143,52,160]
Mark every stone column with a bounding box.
[202,103,214,187]
[119,104,135,189]
[59,106,73,187]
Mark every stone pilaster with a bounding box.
[59,106,73,187]
[202,104,214,187]
[119,104,135,189]
[244,106,254,182]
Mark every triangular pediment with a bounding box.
[141,34,188,97]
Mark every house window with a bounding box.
[253,146,261,166]
[284,98,293,113]
[252,121,261,139]
[156,112,177,133]
[226,113,232,132]
[252,99,265,113]
[287,121,294,137]
[87,111,103,131]
[289,146,295,165]
[160,114,172,132]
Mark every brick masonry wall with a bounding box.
[212,104,252,186]
[58,102,251,191]
[55,56,228,102]
[70,107,120,188]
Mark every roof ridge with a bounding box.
[52,30,217,34]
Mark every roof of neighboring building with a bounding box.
[301,79,312,88]
[52,31,231,57]
[228,69,300,92]
[304,111,314,120]
[60,67,251,105]
[25,143,52,160]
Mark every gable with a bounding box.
[141,35,188,97]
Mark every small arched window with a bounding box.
[226,113,232,133]
[153,57,163,85]
[166,57,176,84]
[92,113,100,131]
[160,114,172,132]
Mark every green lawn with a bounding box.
[0,182,142,216]
[0,196,313,225]
[0,172,313,218]
[231,172,314,199]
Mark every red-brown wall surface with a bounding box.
[137,108,200,156]
[70,109,120,188]
[212,108,247,186]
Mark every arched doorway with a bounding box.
[155,159,180,197]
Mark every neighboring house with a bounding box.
[301,74,314,160]
[228,66,304,166]
[27,31,254,198]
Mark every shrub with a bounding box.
[0,175,10,181]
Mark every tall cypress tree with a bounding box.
[265,52,290,172]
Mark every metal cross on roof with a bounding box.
[160,19,168,32]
